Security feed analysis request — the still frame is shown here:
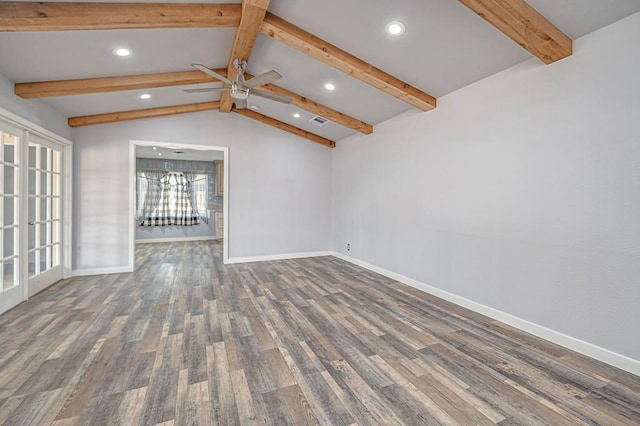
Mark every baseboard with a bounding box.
[330,251,640,377]
[136,236,216,244]
[225,251,332,264]
[71,265,134,277]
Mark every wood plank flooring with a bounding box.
[1,241,639,425]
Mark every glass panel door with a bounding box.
[27,136,63,297]
[0,123,23,314]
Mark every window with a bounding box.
[191,174,208,215]
[137,172,207,226]
[136,172,149,220]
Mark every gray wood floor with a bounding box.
[0,241,639,425]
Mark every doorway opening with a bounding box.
[129,140,229,269]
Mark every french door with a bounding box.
[27,135,63,296]
[0,118,67,315]
[0,122,22,314]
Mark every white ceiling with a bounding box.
[1,0,639,143]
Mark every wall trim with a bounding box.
[330,251,640,377]
[136,236,216,244]
[226,251,332,264]
[71,266,134,277]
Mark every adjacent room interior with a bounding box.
[0,0,639,424]
[133,142,226,260]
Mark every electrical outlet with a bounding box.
[347,243,351,251]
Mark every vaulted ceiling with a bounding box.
[1,0,639,148]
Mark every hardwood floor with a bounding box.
[1,241,639,425]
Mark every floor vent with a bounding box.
[309,115,329,126]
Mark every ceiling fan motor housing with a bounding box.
[230,82,250,100]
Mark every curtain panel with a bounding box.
[137,171,206,226]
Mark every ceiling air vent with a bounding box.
[309,115,329,127]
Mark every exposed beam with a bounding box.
[457,0,572,64]
[233,108,335,148]
[252,78,373,135]
[15,70,227,99]
[68,100,335,147]
[220,0,271,112]
[68,102,220,127]
[260,12,437,111]
[18,70,373,134]
[0,2,241,32]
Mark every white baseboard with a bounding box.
[71,265,134,277]
[136,236,216,244]
[330,251,640,377]
[225,251,332,264]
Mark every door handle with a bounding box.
[28,221,35,226]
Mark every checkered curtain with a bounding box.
[184,172,208,224]
[137,171,163,225]
[140,172,200,226]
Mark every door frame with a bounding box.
[0,106,72,314]
[129,140,229,269]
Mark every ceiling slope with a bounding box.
[15,69,373,134]
[67,99,336,148]
[457,0,572,63]
[233,107,335,148]
[2,1,639,147]
[260,12,437,111]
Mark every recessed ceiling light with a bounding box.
[113,47,131,57]
[139,93,151,100]
[158,152,162,156]
[324,83,336,91]
[385,21,406,36]
[152,146,157,150]
[292,112,302,118]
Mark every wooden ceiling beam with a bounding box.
[260,12,437,111]
[68,102,221,127]
[233,108,336,148]
[68,99,334,147]
[0,2,241,31]
[244,73,373,135]
[220,0,271,112]
[457,0,572,64]
[15,70,227,99]
[17,69,372,134]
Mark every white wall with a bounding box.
[0,74,70,139]
[332,13,640,364]
[72,111,332,270]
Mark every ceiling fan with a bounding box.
[186,59,293,109]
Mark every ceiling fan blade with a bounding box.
[234,99,247,109]
[191,64,232,84]
[183,87,227,93]
[244,70,282,88]
[250,89,293,104]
